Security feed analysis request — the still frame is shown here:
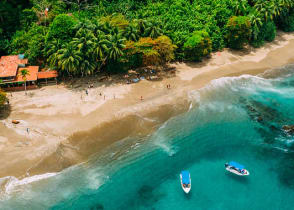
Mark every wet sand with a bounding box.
[1,32,294,178]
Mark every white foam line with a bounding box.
[2,173,57,194]
[189,102,193,111]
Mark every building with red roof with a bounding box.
[37,70,58,79]
[0,55,58,91]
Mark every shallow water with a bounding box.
[1,65,294,210]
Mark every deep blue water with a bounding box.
[1,65,294,210]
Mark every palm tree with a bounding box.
[94,33,109,59]
[249,11,263,40]
[93,33,110,71]
[48,51,59,68]
[79,59,96,76]
[106,33,126,61]
[73,19,96,32]
[94,21,106,35]
[281,0,294,8]
[231,0,248,15]
[20,69,30,95]
[101,22,113,34]
[254,0,277,21]
[135,19,149,36]
[144,21,163,38]
[123,25,139,41]
[71,28,96,57]
[45,38,62,62]
[71,28,97,76]
[56,43,82,76]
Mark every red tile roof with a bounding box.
[0,55,29,78]
[15,66,39,82]
[37,70,58,79]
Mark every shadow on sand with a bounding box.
[0,104,11,120]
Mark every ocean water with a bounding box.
[1,65,294,210]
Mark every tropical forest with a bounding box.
[1,0,294,77]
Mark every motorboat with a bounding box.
[180,171,191,193]
[225,161,249,176]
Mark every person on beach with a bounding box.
[104,95,106,100]
[99,92,102,96]
[86,89,88,95]
[140,96,143,101]
[26,128,29,134]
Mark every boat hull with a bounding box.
[225,167,250,176]
[180,174,191,193]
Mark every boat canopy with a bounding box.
[181,171,190,184]
[229,161,244,169]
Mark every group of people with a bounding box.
[83,82,173,102]
[182,183,190,188]
[83,89,107,100]
[225,163,246,174]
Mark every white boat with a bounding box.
[180,171,191,193]
[225,161,250,176]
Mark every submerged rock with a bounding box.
[282,125,294,134]
[257,116,263,122]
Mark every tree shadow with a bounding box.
[0,104,11,120]
[60,65,177,93]
[184,57,212,69]
[227,47,255,56]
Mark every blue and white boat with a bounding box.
[180,171,191,193]
[225,161,250,176]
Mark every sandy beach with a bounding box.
[1,31,294,178]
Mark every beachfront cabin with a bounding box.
[0,55,28,82]
[37,69,58,86]
[0,55,58,91]
[3,66,39,91]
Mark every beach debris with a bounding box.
[12,120,20,124]
[73,84,82,88]
[99,76,107,82]
[282,125,294,134]
[132,78,140,83]
[128,70,138,74]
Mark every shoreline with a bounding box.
[1,32,294,178]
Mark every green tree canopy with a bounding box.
[47,14,78,43]
[226,16,251,49]
[183,31,212,61]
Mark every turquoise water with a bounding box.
[1,66,294,210]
